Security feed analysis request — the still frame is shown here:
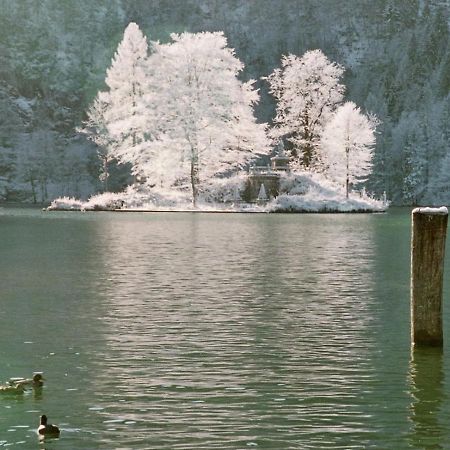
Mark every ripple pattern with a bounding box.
[1,210,449,449]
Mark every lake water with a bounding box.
[0,207,449,449]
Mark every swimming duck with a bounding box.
[38,415,60,437]
[3,373,44,391]
[0,382,26,394]
[25,373,45,388]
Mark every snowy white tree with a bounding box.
[321,101,378,198]
[266,50,345,170]
[100,22,150,176]
[214,79,270,179]
[145,31,270,205]
[80,93,118,191]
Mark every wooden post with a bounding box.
[411,207,448,346]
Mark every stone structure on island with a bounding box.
[243,142,290,203]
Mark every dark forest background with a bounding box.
[1,0,449,204]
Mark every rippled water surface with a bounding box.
[1,207,450,449]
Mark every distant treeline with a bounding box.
[0,0,449,204]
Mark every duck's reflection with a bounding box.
[408,347,445,449]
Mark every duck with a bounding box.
[3,373,45,391]
[26,373,45,388]
[38,415,60,437]
[0,382,26,394]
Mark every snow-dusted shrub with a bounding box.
[268,193,385,213]
[129,187,191,209]
[267,170,386,212]
[84,192,126,211]
[199,173,247,204]
[83,186,187,210]
[280,171,344,197]
[279,173,310,196]
[47,196,84,211]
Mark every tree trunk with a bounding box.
[40,177,48,202]
[302,141,314,168]
[103,157,109,192]
[301,111,313,168]
[30,176,37,204]
[190,150,199,207]
[345,147,350,199]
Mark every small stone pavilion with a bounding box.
[243,142,290,203]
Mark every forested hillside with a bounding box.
[0,0,449,204]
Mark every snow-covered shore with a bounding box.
[46,198,386,213]
[46,172,388,213]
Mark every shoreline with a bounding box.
[44,206,387,214]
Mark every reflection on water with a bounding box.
[409,347,445,449]
[88,214,381,448]
[0,208,450,448]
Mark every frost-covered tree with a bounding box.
[146,31,269,205]
[433,151,450,204]
[218,79,270,173]
[266,50,345,169]
[80,93,119,192]
[100,22,150,175]
[321,102,378,198]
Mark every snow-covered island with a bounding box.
[48,24,387,214]
[47,167,387,213]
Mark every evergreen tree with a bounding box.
[423,6,449,68]
[100,22,150,176]
[382,0,402,37]
[402,142,426,205]
[437,47,450,97]
[433,150,450,204]
[0,85,25,183]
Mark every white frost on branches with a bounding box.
[321,101,378,197]
[266,49,345,169]
[101,22,150,175]
[82,27,269,206]
[146,32,269,205]
[80,94,119,191]
[80,24,380,208]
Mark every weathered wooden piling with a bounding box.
[411,207,448,346]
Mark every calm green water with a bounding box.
[0,207,449,449]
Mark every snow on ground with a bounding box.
[268,192,385,213]
[269,171,387,212]
[46,196,85,211]
[47,171,387,213]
